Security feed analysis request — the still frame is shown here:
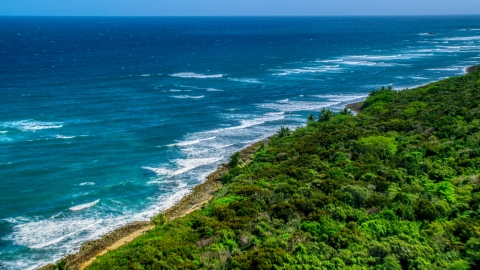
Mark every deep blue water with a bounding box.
[1,16,479,269]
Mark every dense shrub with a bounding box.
[87,68,480,270]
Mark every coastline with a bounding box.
[39,65,478,270]
[40,139,269,270]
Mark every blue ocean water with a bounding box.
[0,16,479,269]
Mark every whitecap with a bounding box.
[313,94,368,102]
[69,199,100,211]
[347,55,400,60]
[271,65,343,75]
[3,216,30,224]
[167,136,216,147]
[228,78,262,84]
[55,135,75,139]
[3,179,200,269]
[215,143,235,149]
[32,220,102,249]
[140,74,151,77]
[170,95,204,99]
[416,48,459,53]
[170,72,223,79]
[1,120,63,132]
[172,157,223,176]
[142,166,174,176]
[78,182,95,186]
[411,76,428,80]
[170,89,183,92]
[442,36,480,41]
[342,60,377,66]
[426,67,461,71]
[316,59,344,63]
[259,101,339,112]
[0,130,7,134]
[218,112,285,131]
[144,157,223,178]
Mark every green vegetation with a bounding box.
[87,68,480,269]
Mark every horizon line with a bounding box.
[1,14,480,17]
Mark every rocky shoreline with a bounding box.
[40,139,269,270]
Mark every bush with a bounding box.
[356,135,397,159]
[415,199,439,221]
[228,152,241,168]
[151,213,166,226]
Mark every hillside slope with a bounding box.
[84,68,480,269]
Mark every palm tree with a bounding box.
[307,114,315,122]
[277,126,290,138]
[339,108,353,115]
[318,108,334,122]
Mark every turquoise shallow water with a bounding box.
[0,16,479,269]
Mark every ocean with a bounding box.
[0,16,479,269]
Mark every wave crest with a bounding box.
[69,199,100,211]
[170,72,223,79]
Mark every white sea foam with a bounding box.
[3,177,196,269]
[55,135,75,139]
[170,89,183,92]
[340,54,432,64]
[316,59,344,63]
[144,157,223,178]
[228,78,262,83]
[259,101,339,112]
[348,55,400,60]
[313,94,368,102]
[69,200,100,211]
[222,112,285,131]
[215,143,235,149]
[5,217,112,268]
[167,136,216,147]
[170,95,204,99]
[1,120,63,132]
[442,36,480,41]
[172,157,223,176]
[142,166,173,176]
[273,65,343,75]
[0,130,7,134]
[426,67,461,71]
[342,60,378,66]
[416,48,462,53]
[438,45,479,50]
[170,72,223,79]
[78,182,95,186]
[140,74,151,77]
[31,221,102,249]
[345,60,409,67]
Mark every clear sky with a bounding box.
[1,0,479,16]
